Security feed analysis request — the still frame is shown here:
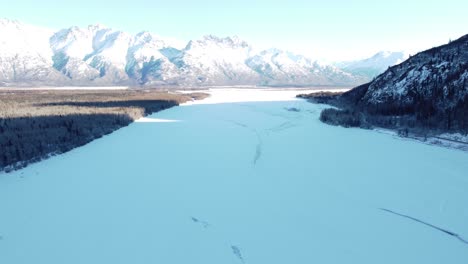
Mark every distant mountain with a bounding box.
[336,51,409,80]
[0,19,68,86]
[319,34,468,134]
[0,18,366,87]
[169,35,260,86]
[246,48,362,86]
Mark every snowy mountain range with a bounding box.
[335,51,409,79]
[0,18,402,87]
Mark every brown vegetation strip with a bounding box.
[0,89,208,172]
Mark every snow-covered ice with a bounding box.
[0,89,467,264]
[134,117,180,123]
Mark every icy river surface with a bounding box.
[1,89,468,263]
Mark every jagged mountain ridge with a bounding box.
[0,18,368,87]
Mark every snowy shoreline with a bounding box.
[374,128,468,152]
[178,87,350,105]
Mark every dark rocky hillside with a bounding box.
[314,34,468,136]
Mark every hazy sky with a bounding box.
[2,0,467,60]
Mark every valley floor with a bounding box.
[1,89,467,264]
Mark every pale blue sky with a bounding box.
[1,0,467,60]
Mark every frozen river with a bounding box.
[1,89,467,263]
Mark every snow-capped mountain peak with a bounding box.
[336,51,410,79]
[0,19,66,84]
[132,31,170,49]
[369,50,408,63]
[87,23,106,31]
[0,18,17,26]
[184,35,251,51]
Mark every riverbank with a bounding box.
[373,128,468,151]
[0,89,208,172]
[297,91,468,151]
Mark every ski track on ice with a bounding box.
[380,208,468,246]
